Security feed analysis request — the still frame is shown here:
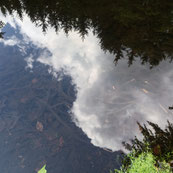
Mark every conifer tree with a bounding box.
[0,0,173,67]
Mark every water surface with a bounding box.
[0,1,173,172]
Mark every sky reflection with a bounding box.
[1,13,173,152]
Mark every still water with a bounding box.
[0,1,173,173]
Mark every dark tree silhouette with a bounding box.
[123,121,173,164]
[169,106,173,110]
[0,20,5,38]
[0,0,173,67]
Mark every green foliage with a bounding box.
[115,121,173,173]
[38,165,47,173]
[123,121,173,164]
[113,152,172,173]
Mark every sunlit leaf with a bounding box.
[38,164,47,173]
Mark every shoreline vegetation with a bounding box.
[113,121,173,173]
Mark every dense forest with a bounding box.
[0,0,173,67]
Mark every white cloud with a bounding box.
[0,12,17,28]
[0,35,19,46]
[1,14,173,152]
[25,55,34,69]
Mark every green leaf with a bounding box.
[38,164,47,173]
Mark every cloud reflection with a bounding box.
[1,13,173,151]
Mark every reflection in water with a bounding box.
[0,0,173,66]
[0,24,122,173]
[0,1,173,172]
[1,15,173,152]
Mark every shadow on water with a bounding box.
[0,0,173,67]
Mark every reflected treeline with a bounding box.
[0,0,173,66]
[0,20,4,38]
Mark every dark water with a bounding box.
[0,25,122,173]
[0,1,173,173]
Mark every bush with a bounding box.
[113,152,172,173]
